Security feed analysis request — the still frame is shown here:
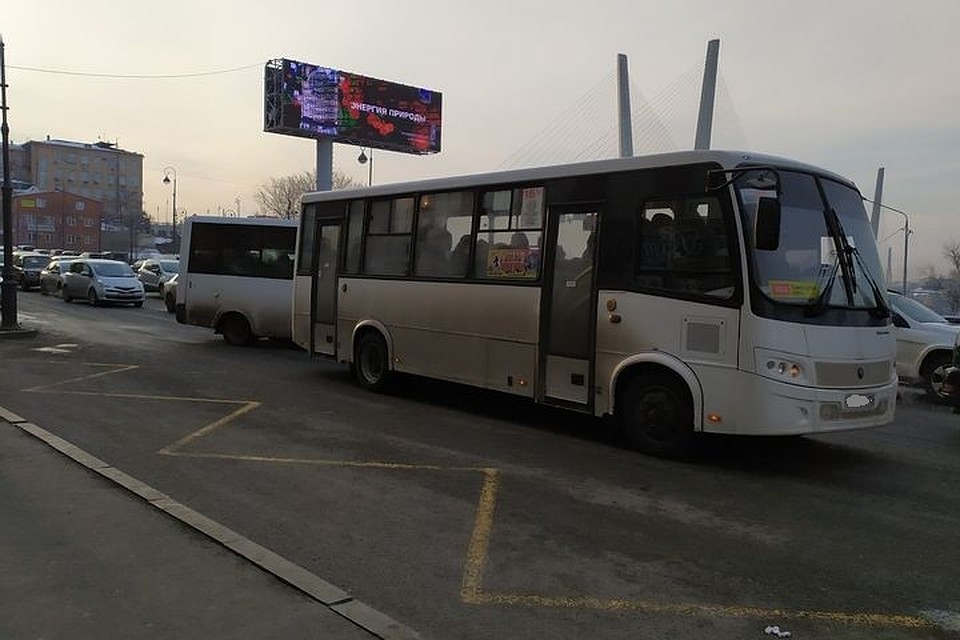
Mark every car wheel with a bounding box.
[88,289,100,307]
[353,331,391,391]
[921,351,953,401]
[617,372,695,458]
[63,288,73,303]
[221,314,254,346]
[164,292,176,313]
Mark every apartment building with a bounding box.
[22,138,143,224]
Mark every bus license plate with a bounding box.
[844,393,874,410]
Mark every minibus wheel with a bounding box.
[221,314,254,346]
[354,332,390,391]
[618,373,694,458]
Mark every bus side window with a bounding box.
[363,198,413,276]
[634,197,735,298]
[343,201,365,275]
[474,187,543,281]
[414,191,473,278]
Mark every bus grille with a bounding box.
[815,360,892,387]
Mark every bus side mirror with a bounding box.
[755,197,781,251]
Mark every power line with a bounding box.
[7,62,261,79]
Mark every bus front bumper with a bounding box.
[707,374,898,436]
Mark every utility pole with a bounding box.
[1,33,20,330]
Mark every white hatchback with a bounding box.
[888,291,960,400]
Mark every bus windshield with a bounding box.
[737,169,886,311]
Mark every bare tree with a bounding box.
[943,241,960,313]
[944,241,960,275]
[255,170,360,219]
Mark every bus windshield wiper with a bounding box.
[804,259,840,317]
[849,239,890,319]
[823,207,856,305]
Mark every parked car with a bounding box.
[137,258,180,292]
[39,258,75,297]
[162,273,179,313]
[12,252,50,291]
[62,259,145,307]
[888,291,960,400]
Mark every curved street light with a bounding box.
[357,148,373,186]
[162,167,177,249]
[884,205,911,295]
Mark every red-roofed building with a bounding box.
[12,191,104,252]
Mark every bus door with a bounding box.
[540,207,599,408]
[310,219,341,356]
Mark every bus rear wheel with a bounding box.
[354,332,390,391]
[221,314,254,346]
[618,373,694,458]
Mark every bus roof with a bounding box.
[184,216,298,227]
[302,149,856,204]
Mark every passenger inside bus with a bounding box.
[415,224,453,275]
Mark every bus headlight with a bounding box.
[755,349,810,384]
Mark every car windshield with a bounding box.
[23,256,49,269]
[889,293,948,324]
[160,260,180,274]
[737,169,886,311]
[92,262,135,277]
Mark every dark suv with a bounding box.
[13,253,50,291]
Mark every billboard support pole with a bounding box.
[316,139,332,191]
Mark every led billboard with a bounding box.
[264,58,442,155]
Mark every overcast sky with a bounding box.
[5,0,958,278]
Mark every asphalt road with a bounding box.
[2,290,959,640]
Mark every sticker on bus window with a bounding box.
[769,280,819,301]
[487,248,540,279]
[519,187,544,228]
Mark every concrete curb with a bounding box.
[3,410,422,640]
[0,326,39,339]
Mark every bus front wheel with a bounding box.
[618,373,694,458]
[354,332,390,391]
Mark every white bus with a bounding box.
[177,216,297,345]
[293,150,896,456]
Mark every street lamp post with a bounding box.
[1,33,20,330]
[162,167,177,251]
[357,148,373,186]
[883,205,911,295]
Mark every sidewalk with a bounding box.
[0,409,406,640]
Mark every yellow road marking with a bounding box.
[19,361,937,630]
[160,450,491,474]
[157,401,260,455]
[23,363,139,391]
[461,469,499,604]
[469,593,930,627]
